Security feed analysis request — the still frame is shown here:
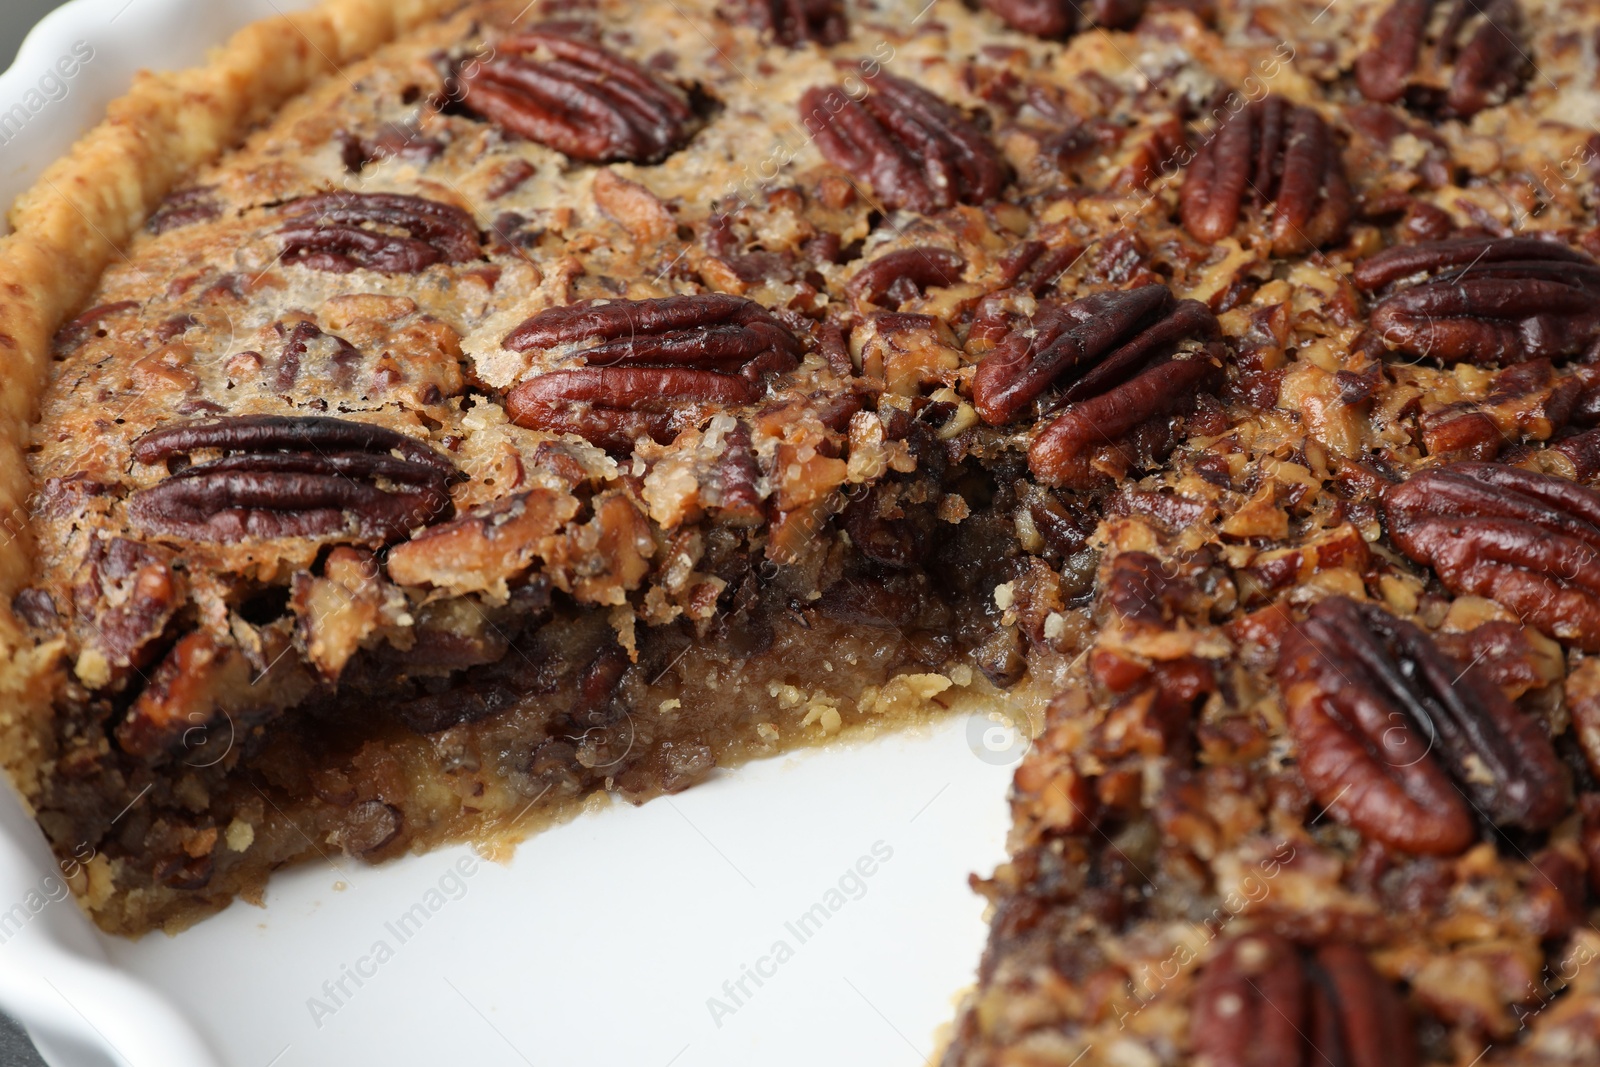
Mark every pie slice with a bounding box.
[5,0,1600,1061]
[7,0,1155,935]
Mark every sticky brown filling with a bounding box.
[29,453,1096,932]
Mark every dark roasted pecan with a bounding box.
[385,489,578,594]
[503,295,801,450]
[272,320,359,392]
[330,800,404,857]
[971,284,1225,487]
[842,483,937,569]
[1345,105,1453,192]
[1104,550,1203,631]
[1193,932,1418,1067]
[1179,95,1352,256]
[701,420,765,526]
[1385,462,1600,651]
[982,0,1144,38]
[115,631,290,762]
[1418,358,1582,463]
[1355,0,1525,118]
[72,537,183,675]
[1193,932,1305,1065]
[11,588,56,629]
[1551,425,1600,481]
[993,240,1081,297]
[337,121,445,173]
[741,0,847,45]
[457,29,692,164]
[846,247,966,307]
[53,300,140,351]
[1353,237,1600,365]
[146,187,220,235]
[126,414,460,543]
[276,192,479,273]
[1277,596,1565,854]
[799,73,1005,214]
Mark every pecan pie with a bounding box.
[4,0,1600,1060]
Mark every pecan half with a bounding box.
[1353,237,1600,365]
[1277,596,1565,854]
[126,414,460,543]
[1384,462,1600,651]
[1355,0,1525,118]
[799,73,1005,214]
[742,0,847,45]
[1179,96,1352,256]
[982,0,1144,39]
[971,284,1226,487]
[1192,932,1419,1067]
[457,29,692,164]
[503,295,801,450]
[276,192,479,273]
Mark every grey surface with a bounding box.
[0,5,68,1065]
[1,0,69,69]
[0,1011,48,1067]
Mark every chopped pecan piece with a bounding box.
[1179,95,1352,256]
[982,0,1144,38]
[291,547,409,682]
[1384,462,1600,651]
[1104,550,1203,631]
[114,633,264,762]
[503,295,801,450]
[799,73,1006,214]
[1193,932,1419,1067]
[700,420,766,526]
[53,300,140,351]
[276,192,479,273]
[385,489,580,596]
[337,121,444,172]
[146,187,220,235]
[846,247,966,307]
[1355,0,1525,118]
[1354,237,1600,365]
[1551,425,1600,481]
[11,588,56,629]
[992,240,1080,297]
[971,284,1226,487]
[742,0,847,45]
[1277,596,1565,854]
[126,414,460,544]
[72,537,184,674]
[456,29,693,164]
[330,800,404,857]
[853,312,963,396]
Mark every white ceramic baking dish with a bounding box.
[0,10,1020,1062]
